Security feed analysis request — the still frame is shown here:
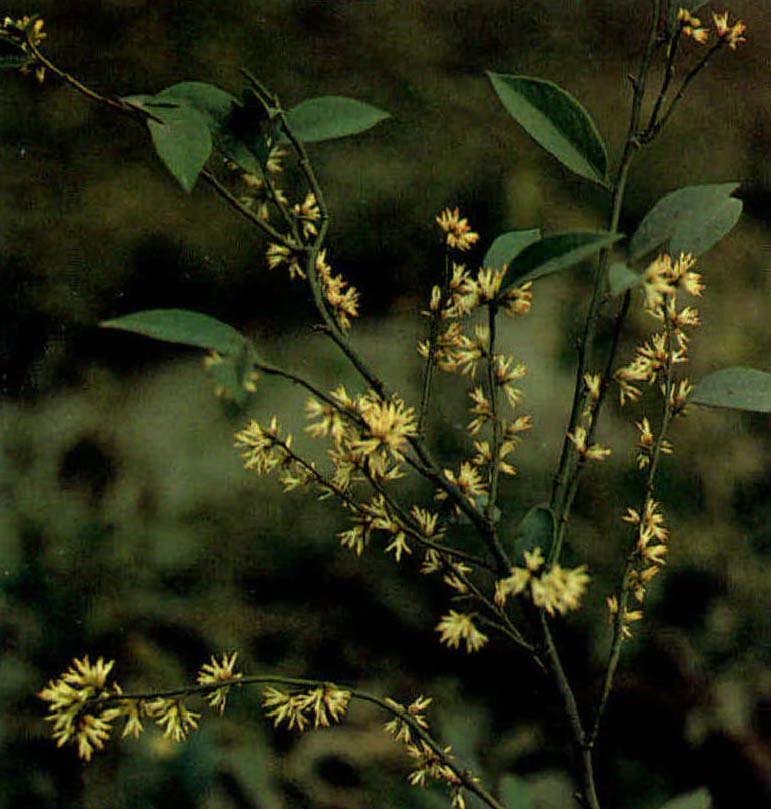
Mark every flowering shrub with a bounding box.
[3,5,768,809]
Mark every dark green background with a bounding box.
[0,2,769,807]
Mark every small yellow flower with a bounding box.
[197,652,243,714]
[677,8,709,44]
[436,207,480,252]
[502,281,533,317]
[145,698,200,743]
[713,11,747,49]
[436,611,488,653]
[494,566,531,606]
[292,192,321,240]
[384,694,432,744]
[441,462,488,503]
[567,425,611,461]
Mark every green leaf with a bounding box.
[159,82,265,174]
[487,72,609,186]
[628,183,742,261]
[499,231,622,292]
[100,309,246,354]
[691,367,771,413]
[513,505,555,562]
[157,82,274,174]
[499,775,534,809]
[146,104,213,192]
[483,229,541,270]
[284,96,390,143]
[157,81,235,127]
[608,261,642,297]
[658,787,711,809]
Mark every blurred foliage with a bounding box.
[0,1,770,807]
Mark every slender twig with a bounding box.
[643,40,723,139]
[588,312,678,748]
[485,303,504,522]
[201,170,294,245]
[88,674,505,809]
[549,0,663,565]
[361,465,495,570]
[643,25,681,135]
[418,252,451,433]
[539,613,600,809]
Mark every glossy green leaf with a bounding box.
[487,72,609,186]
[691,367,771,413]
[483,229,541,270]
[499,775,534,809]
[513,505,555,562]
[628,183,741,261]
[284,96,390,143]
[146,104,213,192]
[101,309,246,354]
[500,231,622,292]
[608,261,642,297]
[658,787,711,809]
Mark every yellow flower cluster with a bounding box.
[615,252,701,406]
[635,416,673,470]
[197,651,243,714]
[306,387,417,487]
[266,240,305,280]
[231,148,289,220]
[1,15,46,81]
[316,249,360,330]
[567,425,612,462]
[495,546,591,616]
[234,416,294,476]
[262,684,351,730]
[678,8,747,48]
[610,499,671,636]
[292,191,321,240]
[436,207,480,252]
[39,653,242,761]
[383,694,432,744]
[384,694,469,808]
[435,610,488,653]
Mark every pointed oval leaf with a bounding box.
[146,105,213,192]
[608,261,642,297]
[483,229,541,270]
[500,231,623,292]
[157,82,270,174]
[691,367,771,413]
[513,505,555,562]
[157,81,235,126]
[629,183,742,262]
[499,775,534,809]
[658,788,711,809]
[284,96,390,143]
[101,309,246,354]
[487,72,609,186]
